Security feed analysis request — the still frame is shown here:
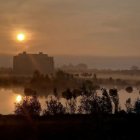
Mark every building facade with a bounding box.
[13,52,54,76]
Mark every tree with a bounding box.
[80,80,95,96]
[101,89,112,114]
[72,89,82,99]
[62,88,73,100]
[78,95,102,114]
[15,94,41,116]
[62,89,76,114]
[55,70,68,80]
[78,89,112,114]
[43,97,65,115]
[109,88,119,113]
[125,98,133,113]
[125,86,133,93]
[93,73,97,81]
[134,99,140,114]
[53,88,58,97]
[67,99,76,114]
[130,65,139,71]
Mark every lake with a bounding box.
[0,88,46,115]
[0,88,139,115]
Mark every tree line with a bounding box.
[14,86,140,117]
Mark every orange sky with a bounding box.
[0,0,140,57]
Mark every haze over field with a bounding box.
[0,55,140,70]
[0,0,140,57]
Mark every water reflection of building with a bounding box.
[13,52,54,76]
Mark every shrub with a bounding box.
[125,86,133,93]
[43,97,65,115]
[15,95,41,116]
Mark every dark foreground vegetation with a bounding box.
[1,69,140,140]
[0,114,139,140]
[8,87,140,140]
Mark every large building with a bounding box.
[13,52,54,76]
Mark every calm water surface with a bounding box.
[0,88,46,115]
[0,88,140,114]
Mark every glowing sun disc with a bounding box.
[17,33,25,41]
[16,95,22,103]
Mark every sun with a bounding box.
[16,95,22,103]
[17,33,25,42]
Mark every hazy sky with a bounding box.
[0,0,140,57]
